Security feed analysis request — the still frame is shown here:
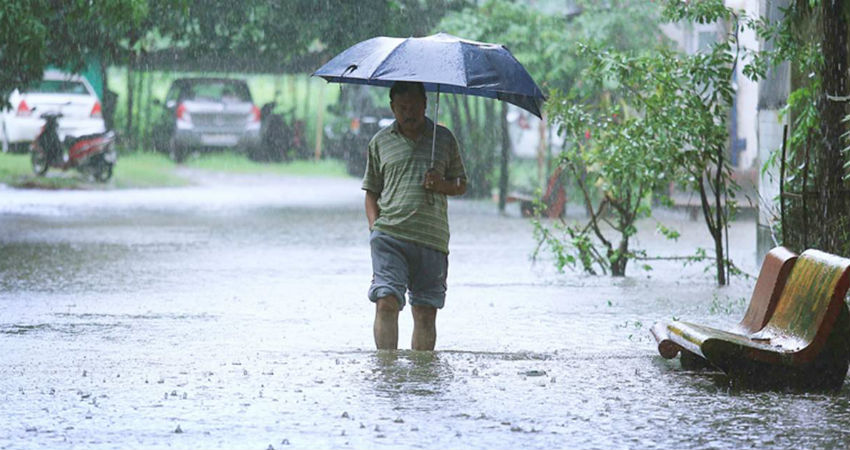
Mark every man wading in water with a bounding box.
[362,81,467,350]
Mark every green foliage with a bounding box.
[0,0,152,105]
[744,2,822,82]
[0,1,46,107]
[538,82,675,276]
[656,224,680,241]
[440,0,665,96]
[662,0,731,24]
[535,0,741,282]
[139,0,470,71]
[0,0,182,106]
[437,0,666,198]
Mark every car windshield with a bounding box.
[180,81,252,103]
[25,80,90,95]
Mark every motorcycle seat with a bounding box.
[65,131,115,148]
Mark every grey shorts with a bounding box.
[368,230,448,310]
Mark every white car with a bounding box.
[1,70,106,153]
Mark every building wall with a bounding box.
[755,0,792,261]
[734,0,761,171]
[661,0,761,172]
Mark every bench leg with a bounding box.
[680,350,715,370]
[726,307,850,390]
[520,200,534,217]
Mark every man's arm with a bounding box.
[365,190,380,230]
[423,169,467,196]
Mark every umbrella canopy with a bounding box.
[313,32,546,118]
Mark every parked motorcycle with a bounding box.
[251,102,306,163]
[30,112,117,182]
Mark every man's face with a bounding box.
[391,91,426,135]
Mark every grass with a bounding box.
[0,152,31,180]
[0,152,80,189]
[184,152,348,177]
[0,150,349,190]
[113,152,191,188]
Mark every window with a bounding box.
[183,81,252,102]
[27,80,89,95]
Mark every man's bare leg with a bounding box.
[374,296,399,350]
[411,305,437,350]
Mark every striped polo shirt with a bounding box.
[362,117,466,254]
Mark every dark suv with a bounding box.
[152,78,262,162]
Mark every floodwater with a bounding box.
[2,172,850,450]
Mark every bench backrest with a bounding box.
[764,249,850,348]
[739,246,797,333]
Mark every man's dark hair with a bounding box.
[390,81,426,102]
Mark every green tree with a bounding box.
[156,0,471,71]
[438,0,665,200]
[537,0,741,283]
[0,1,47,107]
[0,0,154,106]
[540,86,676,276]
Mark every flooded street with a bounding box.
[2,172,850,450]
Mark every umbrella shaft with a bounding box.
[431,86,440,168]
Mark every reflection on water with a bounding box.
[368,350,453,399]
[2,177,850,449]
[0,322,129,336]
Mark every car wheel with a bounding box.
[92,158,112,183]
[168,138,186,163]
[31,147,49,175]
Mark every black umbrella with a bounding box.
[313,32,546,165]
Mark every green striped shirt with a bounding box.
[362,118,466,254]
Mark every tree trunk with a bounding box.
[141,70,154,150]
[713,159,727,286]
[100,60,115,131]
[460,95,474,139]
[448,95,464,145]
[698,168,727,286]
[133,66,144,143]
[499,102,511,212]
[610,237,629,276]
[125,53,135,144]
[818,0,849,253]
[303,77,312,125]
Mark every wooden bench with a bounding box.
[650,248,850,389]
[505,192,537,217]
[653,246,798,369]
[504,166,567,218]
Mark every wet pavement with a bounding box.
[2,172,850,449]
